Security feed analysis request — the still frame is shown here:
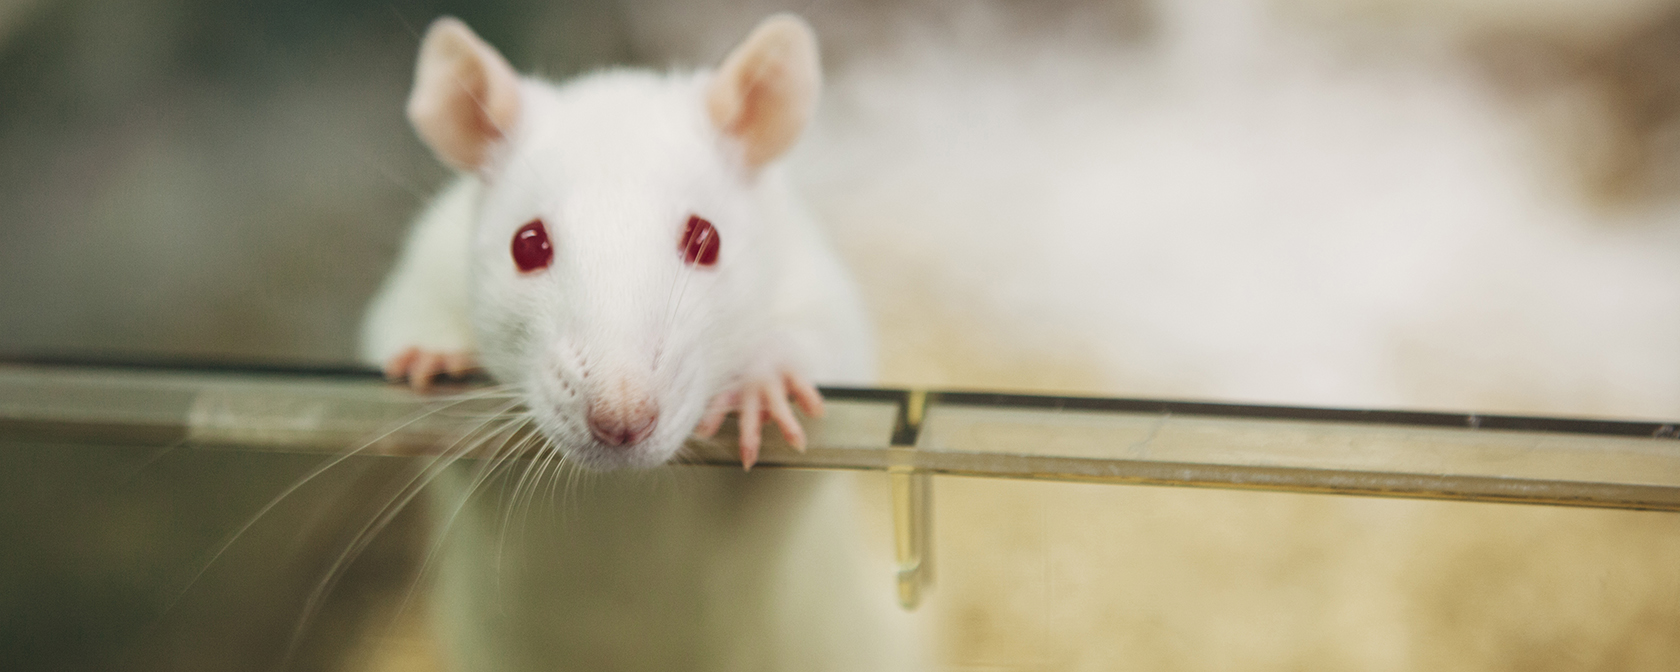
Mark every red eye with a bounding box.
[679,215,720,267]
[512,219,553,273]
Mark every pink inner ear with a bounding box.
[707,15,820,169]
[407,18,522,171]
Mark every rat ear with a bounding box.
[706,14,821,169]
[407,17,522,171]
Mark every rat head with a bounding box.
[406,15,821,469]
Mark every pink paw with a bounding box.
[383,347,479,392]
[694,370,825,470]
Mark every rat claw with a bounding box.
[784,371,825,419]
[764,384,806,451]
[695,391,737,438]
[699,370,826,468]
[739,391,763,470]
[441,353,479,378]
[385,347,421,382]
[385,347,477,393]
[410,354,442,392]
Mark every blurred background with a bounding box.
[5,0,1680,670]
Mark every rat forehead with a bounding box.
[503,70,722,187]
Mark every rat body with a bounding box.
[361,15,915,671]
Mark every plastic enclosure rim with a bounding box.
[1,360,1678,511]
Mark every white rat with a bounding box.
[362,13,874,470]
[360,14,917,672]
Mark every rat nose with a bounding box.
[586,396,660,448]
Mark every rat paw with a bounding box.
[383,347,479,392]
[694,370,825,470]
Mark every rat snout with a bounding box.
[585,382,660,448]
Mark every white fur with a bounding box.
[360,17,915,672]
[366,66,874,468]
[360,178,477,364]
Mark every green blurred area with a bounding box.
[0,0,634,365]
[0,440,431,671]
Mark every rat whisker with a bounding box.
[559,451,586,521]
[280,396,524,669]
[528,440,565,528]
[541,438,584,520]
[383,414,536,637]
[118,437,189,487]
[163,385,516,614]
[494,429,556,589]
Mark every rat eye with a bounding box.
[512,219,553,273]
[679,215,720,267]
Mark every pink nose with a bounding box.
[586,398,660,447]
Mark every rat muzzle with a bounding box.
[584,376,660,448]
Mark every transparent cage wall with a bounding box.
[5,362,1679,670]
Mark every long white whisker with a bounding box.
[541,438,574,518]
[278,396,525,668]
[163,384,516,613]
[526,439,559,529]
[384,413,535,635]
[495,428,556,586]
[119,437,189,486]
